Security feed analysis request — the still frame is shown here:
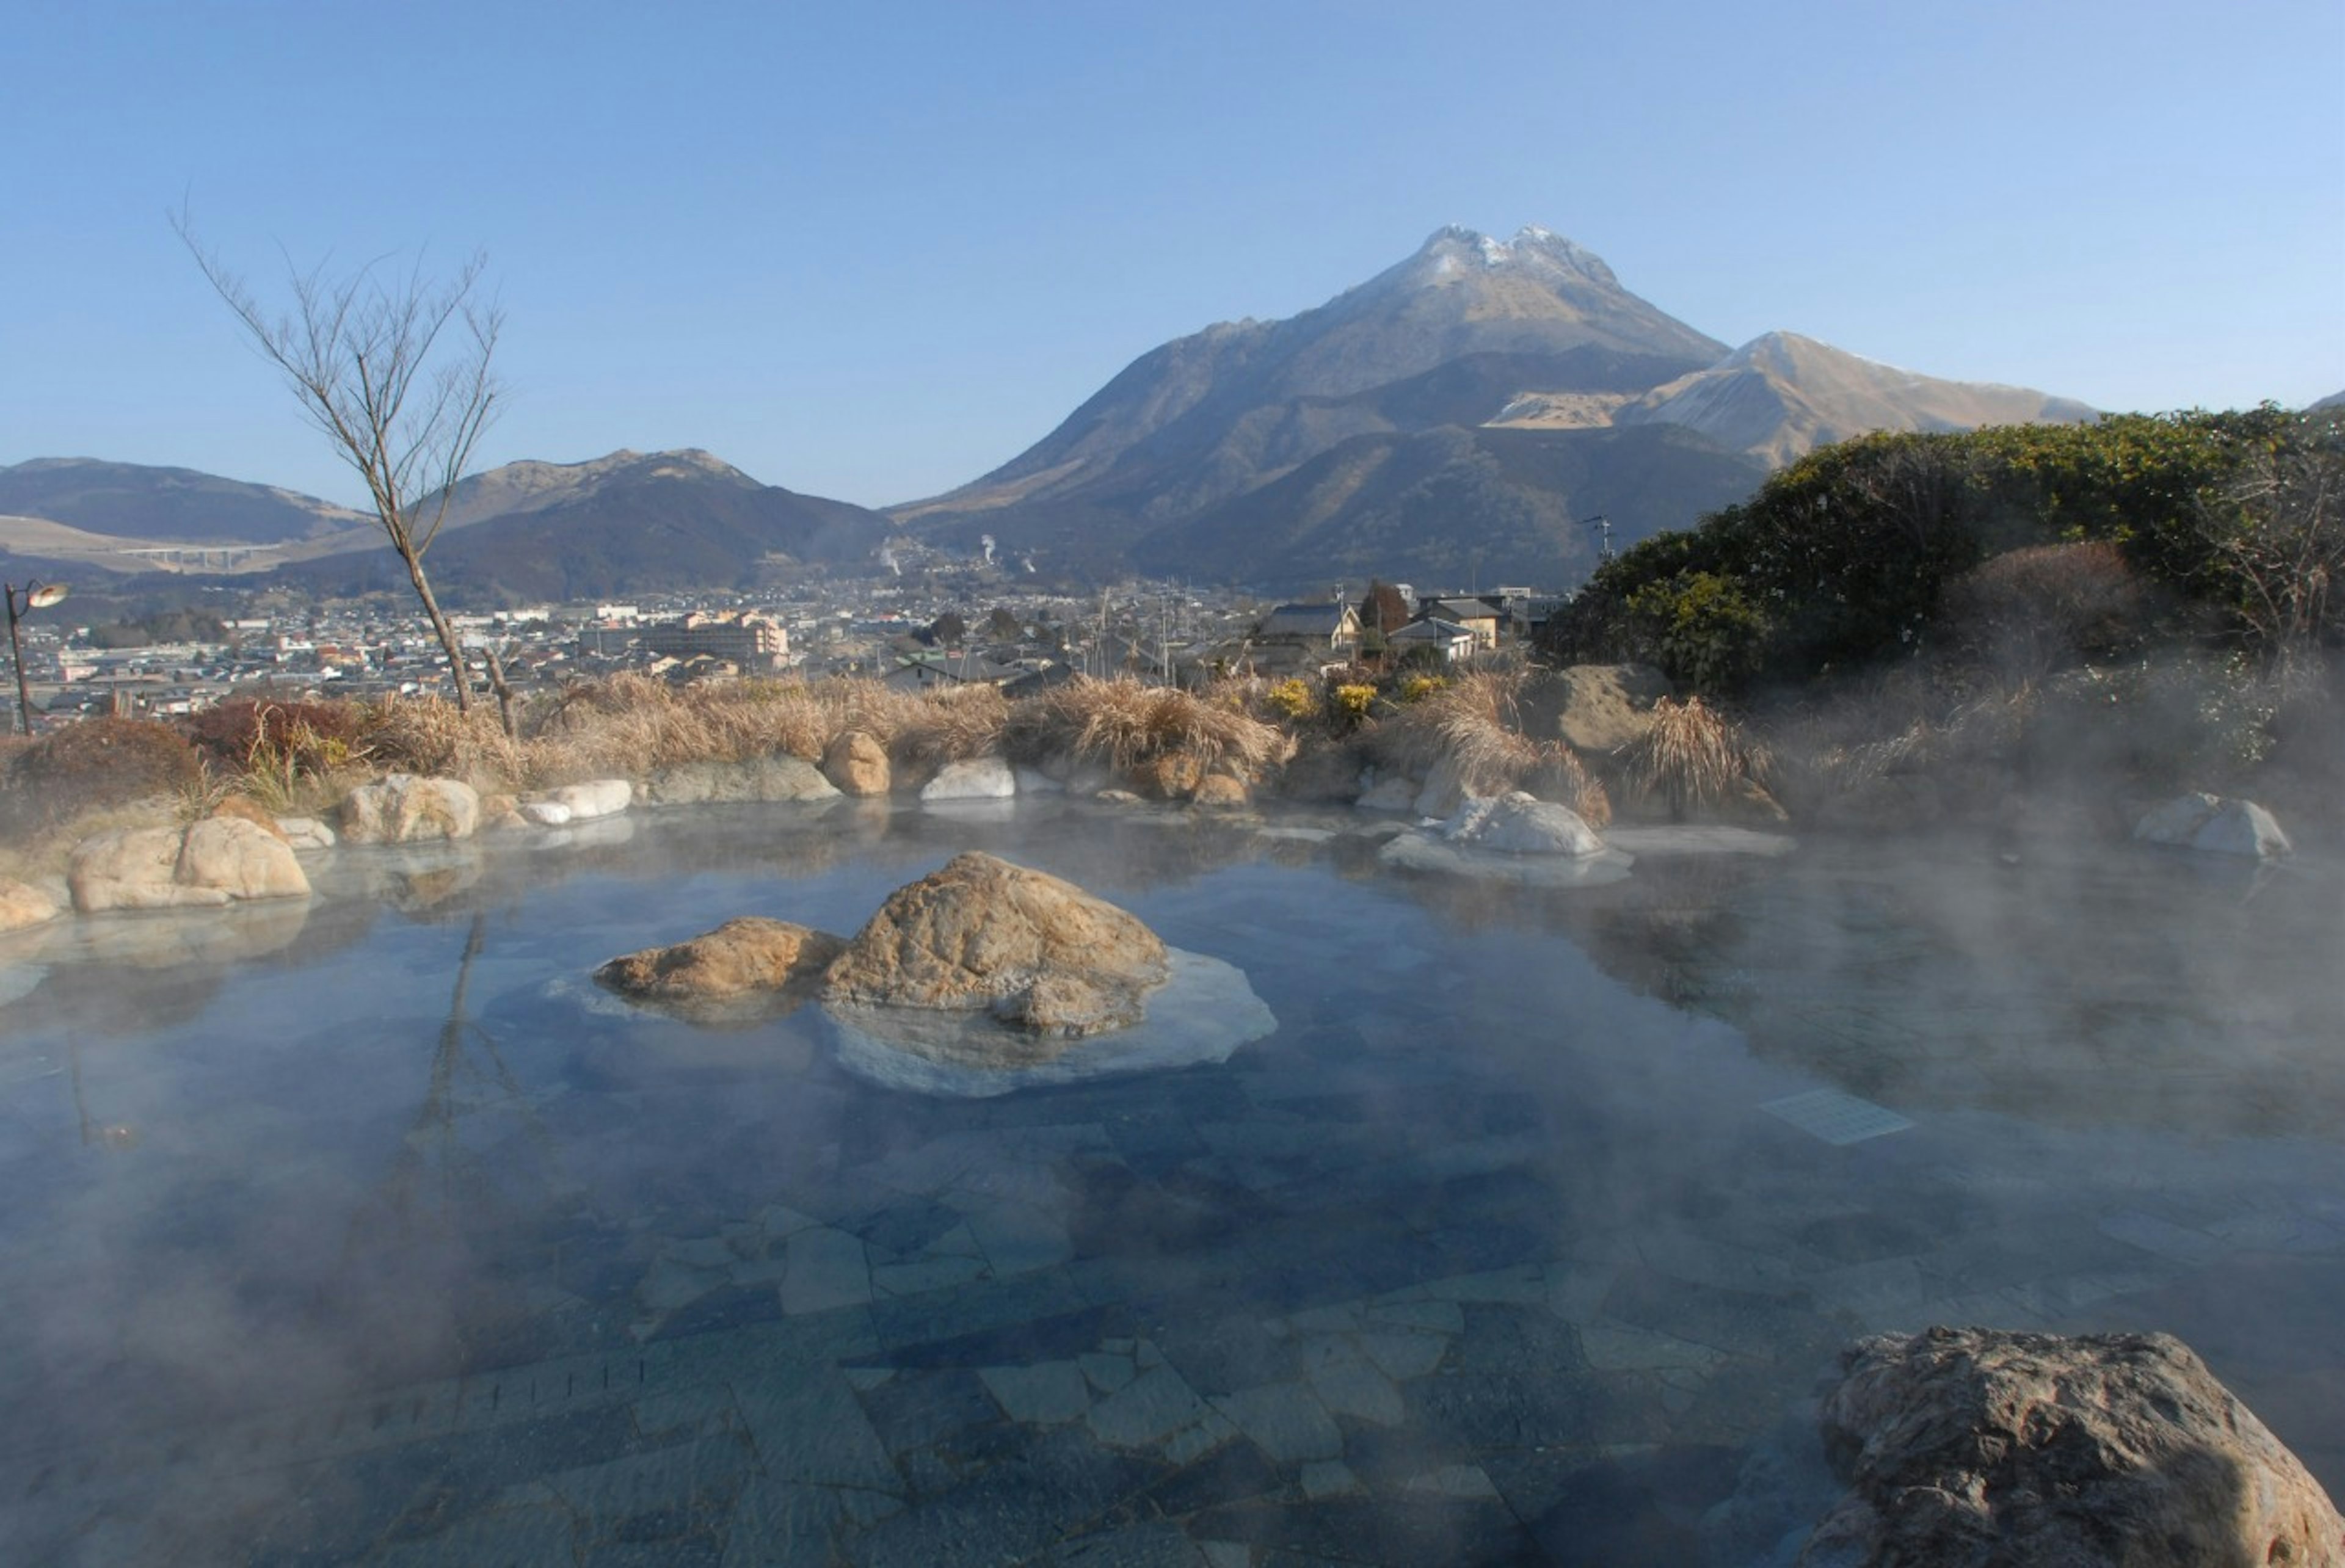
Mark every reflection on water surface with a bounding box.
[1,800,2338,1564]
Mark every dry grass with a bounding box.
[1621,695,1768,816]
[506,675,1011,786]
[360,697,526,791]
[1367,666,1610,824]
[1004,677,1295,780]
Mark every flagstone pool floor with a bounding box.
[1,806,2337,1565]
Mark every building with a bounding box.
[640,612,789,672]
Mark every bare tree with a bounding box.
[173,210,515,729]
[2201,420,2342,661]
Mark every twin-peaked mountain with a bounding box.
[6,225,2100,599]
[892,225,2092,589]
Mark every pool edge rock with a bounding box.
[1800,1325,2344,1568]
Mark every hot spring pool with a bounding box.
[2,798,2339,1565]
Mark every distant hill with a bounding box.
[1602,332,2096,463]
[0,458,365,544]
[893,227,2092,591]
[280,448,891,604]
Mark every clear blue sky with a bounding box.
[6,0,2340,511]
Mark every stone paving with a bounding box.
[0,806,2338,1564]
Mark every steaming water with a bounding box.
[1,800,2339,1564]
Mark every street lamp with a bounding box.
[6,579,68,736]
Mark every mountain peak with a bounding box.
[1412,225,1618,289]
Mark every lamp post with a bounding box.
[6,579,68,736]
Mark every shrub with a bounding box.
[1331,683,1378,728]
[184,699,371,808]
[1622,570,1773,692]
[1369,666,1609,822]
[1004,677,1293,780]
[0,717,206,835]
[1621,696,1766,819]
[1263,678,1317,721]
[1941,540,2150,675]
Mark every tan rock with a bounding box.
[1538,663,1674,753]
[0,877,60,931]
[821,730,890,796]
[1131,752,1206,800]
[821,851,1171,1037]
[1190,774,1249,808]
[337,774,481,844]
[176,817,311,902]
[641,757,840,805]
[1803,1326,2344,1568]
[596,916,846,1007]
[70,826,225,912]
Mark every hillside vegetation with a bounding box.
[1545,405,2342,688]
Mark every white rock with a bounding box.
[547,778,632,820]
[519,800,575,826]
[2132,793,2292,859]
[1441,791,1604,856]
[919,757,1017,801]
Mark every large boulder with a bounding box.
[821,851,1170,1036]
[641,756,840,805]
[920,757,1017,802]
[595,917,845,1012]
[69,820,310,912]
[337,774,481,844]
[1801,1326,2343,1568]
[1538,662,1674,753]
[175,817,311,901]
[2133,793,2293,859]
[1441,792,1605,856]
[821,731,890,796]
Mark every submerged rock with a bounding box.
[1801,1326,2343,1568]
[821,851,1168,1036]
[2133,792,2292,858]
[338,774,481,844]
[827,948,1274,1097]
[595,916,845,1017]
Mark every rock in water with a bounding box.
[1442,791,1605,855]
[0,877,60,931]
[1801,1326,2344,1567]
[595,917,845,1014]
[337,774,482,843]
[2132,793,2293,858]
[821,730,890,796]
[821,851,1169,1036]
[69,821,310,912]
[919,757,1017,801]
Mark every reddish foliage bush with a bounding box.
[0,717,206,834]
[182,699,369,777]
[1941,540,2150,672]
